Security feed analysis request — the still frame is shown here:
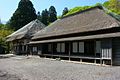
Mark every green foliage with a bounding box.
[0,24,4,28]
[0,24,14,54]
[64,6,92,17]
[57,15,62,19]
[38,6,57,25]
[59,0,120,18]
[62,0,120,17]
[37,12,42,22]
[103,0,120,15]
[62,7,69,17]
[41,9,49,25]
[49,6,57,23]
[9,0,37,30]
[103,1,110,8]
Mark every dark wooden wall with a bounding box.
[112,38,120,65]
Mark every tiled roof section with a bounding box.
[32,6,120,40]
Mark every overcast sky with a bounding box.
[0,0,108,23]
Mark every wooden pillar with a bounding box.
[41,44,43,55]
[94,40,96,57]
[100,40,102,66]
[51,43,53,58]
[94,59,96,64]
[69,42,71,61]
[111,38,113,66]
[80,59,82,62]
[29,44,32,55]
[100,59,102,66]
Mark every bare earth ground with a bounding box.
[0,56,120,80]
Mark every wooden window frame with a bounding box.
[72,41,84,53]
[57,43,65,53]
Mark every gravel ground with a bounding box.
[0,56,120,80]
[0,70,22,80]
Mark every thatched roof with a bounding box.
[32,6,120,40]
[6,19,46,42]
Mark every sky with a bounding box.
[0,0,108,23]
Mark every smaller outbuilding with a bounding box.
[6,19,46,55]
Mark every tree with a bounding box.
[103,0,120,14]
[103,1,110,8]
[109,0,120,13]
[0,24,14,54]
[48,6,57,23]
[37,11,42,21]
[9,0,37,30]
[41,9,49,25]
[62,7,68,17]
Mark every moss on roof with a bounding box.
[64,6,92,17]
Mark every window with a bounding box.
[61,43,65,52]
[33,47,37,52]
[22,45,26,51]
[22,45,24,51]
[57,43,61,52]
[101,39,112,59]
[79,42,84,53]
[72,42,78,53]
[96,41,101,53]
[72,42,84,53]
[57,43,65,52]
[48,44,52,52]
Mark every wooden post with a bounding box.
[111,38,113,66]
[100,40,102,66]
[94,40,96,64]
[51,43,53,58]
[80,59,82,62]
[95,40,96,57]
[69,42,71,61]
[94,59,96,64]
[100,59,102,66]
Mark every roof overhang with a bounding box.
[6,34,25,42]
[29,32,120,44]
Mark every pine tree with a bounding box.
[48,6,57,23]
[62,7,68,17]
[37,11,42,21]
[9,0,37,30]
[41,9,49,25]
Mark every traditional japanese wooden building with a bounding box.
[30,6,120,65]
[6,19,46,55]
